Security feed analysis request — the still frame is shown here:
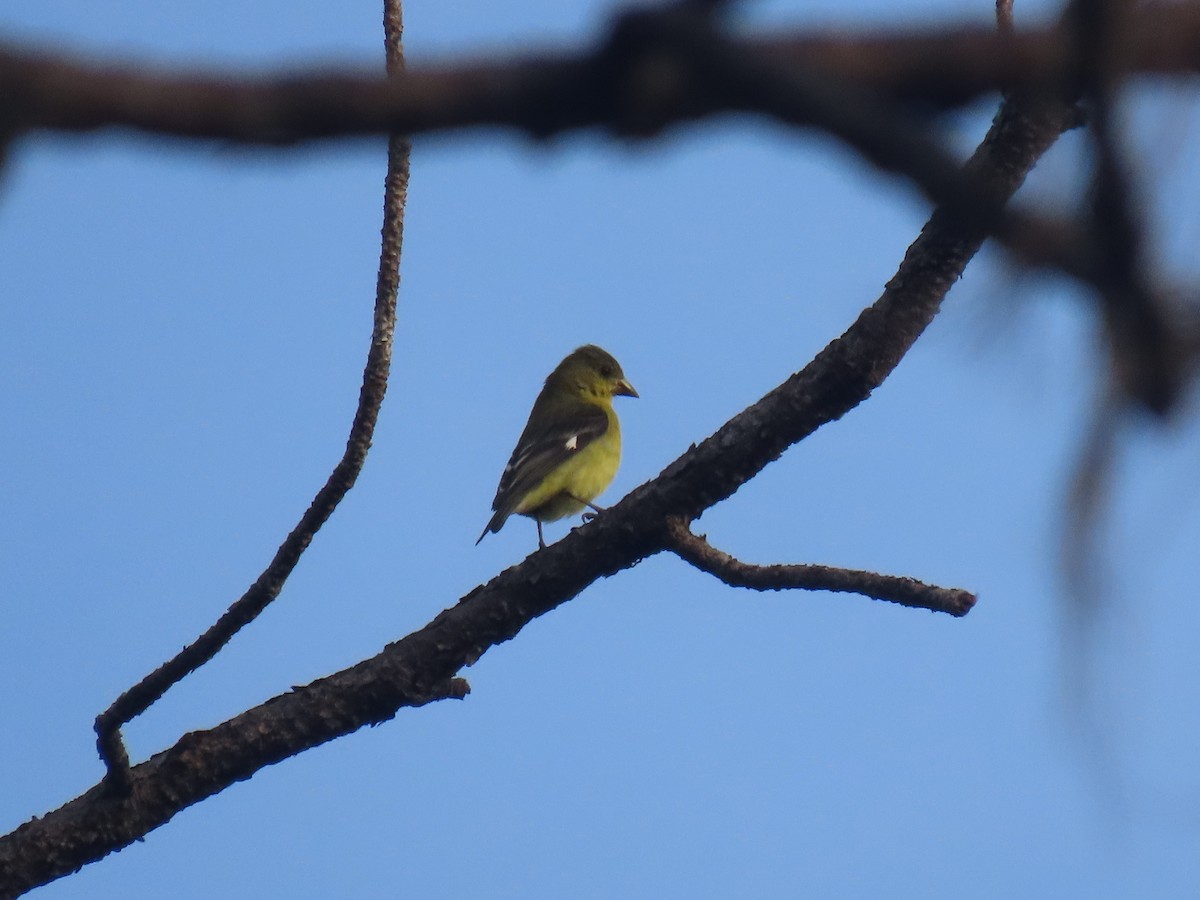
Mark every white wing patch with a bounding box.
[564,435,578,451]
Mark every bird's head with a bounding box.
[549,344,638,401]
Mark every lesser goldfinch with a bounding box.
[477,345,638,548]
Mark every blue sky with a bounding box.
[4,1,1200,898]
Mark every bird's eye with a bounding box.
[600,365,614,378]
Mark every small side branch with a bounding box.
[664,519,976,617]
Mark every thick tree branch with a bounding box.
[91,4,413,789]
[1,5,1199,146]
[0,52,1075,892]
[663,519,976,616]
[3,676,470,900]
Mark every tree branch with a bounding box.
[2,5,1199,145]
[91,2,413,790]
[663,519,976,616]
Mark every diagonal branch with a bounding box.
[663,518,976,616]
[91,4,413,790]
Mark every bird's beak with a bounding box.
[614,379,639,398]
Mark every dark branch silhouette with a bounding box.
[1068,0,1181,413]
[663,519,976,616]
[3,5,1200,144]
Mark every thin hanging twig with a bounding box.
[92,0,413,791]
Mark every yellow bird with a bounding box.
[477,345,638,548]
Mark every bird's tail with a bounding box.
[475,509,505,545]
